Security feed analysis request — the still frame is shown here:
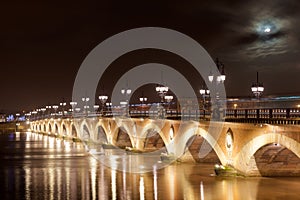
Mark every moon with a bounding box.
[264,27,271,33]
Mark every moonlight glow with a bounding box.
[264,27,271,33]
[255,19,278,36]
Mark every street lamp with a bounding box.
[60,102,66,117]
[46,106,51,118]
[121,87,131,116]
[41,108,46,119]
[155,85,169,118]
[99,95,108,116]
[106,102,112,116]
[164,95,173,116]
[199,87,210,119]
[251,72,264,98]
[139,97,148,104]
[52,105,58,118]
[82,97,90,117]
[70,101,77,118]
[208,58,226,84]
[139,96,148,117]
[164,95,173,104]
[93,105,100,115]
[155,85,168,102]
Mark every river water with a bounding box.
[0,132,299,200]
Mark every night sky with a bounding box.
[1,1,300,113]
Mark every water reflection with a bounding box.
[0,132,300,199]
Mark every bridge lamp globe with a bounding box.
[121,88,132,95]
[139,97,147,102]
[164,95,173,103]
[99,95,108,104]
[82,97,90,102]
[199,89,205,95]
[70,101,77,107]
[208,73,214,83]
[251,72,264,98]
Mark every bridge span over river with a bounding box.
[30,116,300,176]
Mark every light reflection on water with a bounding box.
[0,132,300,199]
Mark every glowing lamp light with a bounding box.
[164,95,173,103]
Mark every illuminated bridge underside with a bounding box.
[31,118,300,176]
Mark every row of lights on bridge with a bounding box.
[24,58,264,118]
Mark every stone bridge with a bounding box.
[30,117,300,176]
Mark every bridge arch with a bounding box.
[175,126,226,165]
[80,122,92,141]
[48,123,52,133]
[235,133,300,175]
[254,143,300,176]
[113,126,133,148]
[95,125,108,144]
[54,123,59,134]
[70,123,78,137]
[143,128,167,152]
[61,123,67,135]
[140,123,169,152]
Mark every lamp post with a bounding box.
[155,85,168,118]
[82,97,90,117]
[155,85,168,102]
[208,58,226,84]
[41,108,46,119]
[106,102,112,116]
[99,95,108,116]
[70,101,77,117]
[60,101,66,117]
[199,87,210,119]
[164,95,173,117]
[208,58,226,120]
[52,105,58,118]
[93,105,100,116]
[139,96,148,117]
[251,72,264,98]
[31,111,37,120]
[121,88,131,116]
[46,106,51,118]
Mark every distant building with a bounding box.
[0,113,6,122]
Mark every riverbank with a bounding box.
[0,121,29,133]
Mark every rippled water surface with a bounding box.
[0,132,299,200]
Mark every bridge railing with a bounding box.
[29,107,300,125]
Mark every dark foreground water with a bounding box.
[0,132,299,200]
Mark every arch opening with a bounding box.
[48,124,52,133]
[55,124,59,134]
[254,143,300,176]
[143,129,166,152]
[185,135,220,163]
[62,124,67,135]
[71,125,78,137]
[97,126,108,144]
[114,127,132,149]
